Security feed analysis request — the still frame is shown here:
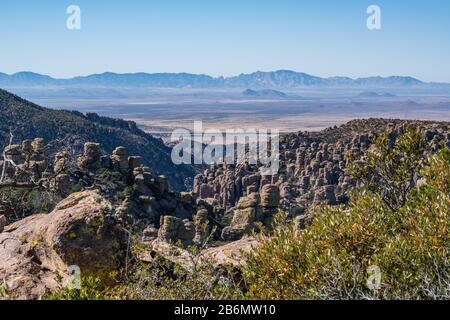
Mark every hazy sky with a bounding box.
[1,0,449,82]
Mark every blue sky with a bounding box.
[1,0,449,82]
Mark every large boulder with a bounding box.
[0,191,125,299]
[144,237,259,271]
[202,237,259,268]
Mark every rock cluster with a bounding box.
[194,119,450,217]
[157,215,196,247]
[0,139,201,245]
[152,203,217,248]
[77,144,199,228]
[0,138,49,182]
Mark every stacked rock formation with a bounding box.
[0,140,202,239]
[77,142,102,170]
[112,146,129,172]
[221,184,281,241]
[0,138,49,183]
[75,144,199,226]
[157,215,196,247]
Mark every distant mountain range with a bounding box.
[0,70,448,89]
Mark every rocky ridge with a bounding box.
[0,88,194,190]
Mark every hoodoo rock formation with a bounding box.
[194,119,450,217]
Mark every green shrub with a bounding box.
[122,261,244,300]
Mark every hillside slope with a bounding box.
[0,88,194,190]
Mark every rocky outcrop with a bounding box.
[77,142,102,171]
[202,237,259,268]
[157,215,196,247]
[1,139,200,241]
[111,146,129,172]
[0,191,125,299]
[221,193,259,241]
[144,237,259,271]
[0,138,50,183]
[260,184,280,208]
[1,119,449,299]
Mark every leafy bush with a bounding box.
[347,126,428,211]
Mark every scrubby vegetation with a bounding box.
[47,247,245,300]
[0,187,60,224]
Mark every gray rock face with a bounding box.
[54,151,70,174]
[158,215,196,247]
[53,173,71,197]
[222,207,256,240]
[220,186,282,241]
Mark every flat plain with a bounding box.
[15,87,450,134]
